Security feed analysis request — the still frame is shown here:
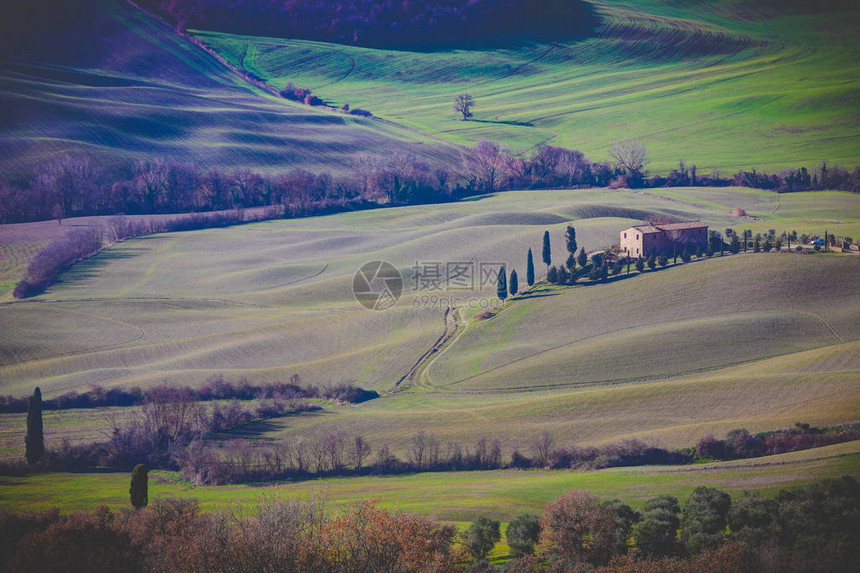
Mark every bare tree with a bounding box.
[609,138,649,177]
[350,435,372,470]
[464,140,509,193]
[134,159,167,212]
[408,430,431,468]
[530,430,555,468]
[453,93,475,120]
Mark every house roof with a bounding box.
[628,224,662,234]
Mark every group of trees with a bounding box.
[3,145,858,227]
[0,375,377,414]
[464,479,860,571]
[140,0,596,48]
[0,497,458,572]
[17,373,858,483]
[2,478,858,571]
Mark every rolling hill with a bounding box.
[0,0,459,178]
[194,0,860,172]
[1,186,857,462]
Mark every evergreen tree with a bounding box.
[565,225,577,257]
[635,257,645,272]
[509,270,519,296]
[558,266,570,285]
[542,231,552,270]
[729,234,740,254]
[526,248,535,286]
[565,253,576,271]
[680,249,691,263]
[636,495,681,558]
[497,266,507,300]
[647,253,656,269]
[547,265,559,284]
[576,247,587,269]
[467,517,501,560]
[130,464,148,508]
[507,513,541,557]
[680,486,731,554]
[25,387,44,464]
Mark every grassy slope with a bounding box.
[1,187,857,463]
[195,0,860,173]
[1,442,858,519]
[2,187,856,394]
[0,0,458,177]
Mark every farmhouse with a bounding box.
[620,221,708,258]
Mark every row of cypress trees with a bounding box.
[496,225,577,300]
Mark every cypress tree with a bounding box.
[565,225,577,257]
[526,248,535,286]
[25,387,44,464]
[542,231,551,270]
[576,247,587,269]
[510,270,519,296]
[130,464,148,508]
[497,266,508,300]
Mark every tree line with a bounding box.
[0,374,377,413]
[13,380,858,484]
[3,143,857,226]
[138,0,596,49]
[1,477,858,572]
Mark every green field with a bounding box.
[0,0,458,177]
[2,441,859,520]
[195,0,860,173]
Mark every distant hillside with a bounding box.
[0,0,460,178]
[137,0,597,49]
[195,0,860,173]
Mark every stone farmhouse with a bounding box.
[620,221,708,258]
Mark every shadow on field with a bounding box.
[516,288,561,300]
[211,409,333,442]
[54,249,138,285]
[470,118,534,127]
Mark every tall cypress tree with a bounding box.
[565,225,577,257]
[577,247,587,269]
[25,387,44,464]
[526,248,535,286]
[510,270,519,296]
[130,464,149,508]
[542,231,551,270]
[497,266,508,300]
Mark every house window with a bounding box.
[636,234,639,240]
[624,232,627,238]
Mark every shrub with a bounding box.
[507,513,541,557]
[467,516,501,560]
[680,486,731,554]
[541,489,617,566]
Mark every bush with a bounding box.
[541,490,617,566]
[680,487,731,554]
[14,228,103,298]
[467,516,501,560]
[507,513,541,557]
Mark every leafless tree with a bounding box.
[408,430,432,468]
[609,138,649,176]
[350,435,372,470]
[464,140,509,193]
[531,430,555,468]
[134,159,167,211]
